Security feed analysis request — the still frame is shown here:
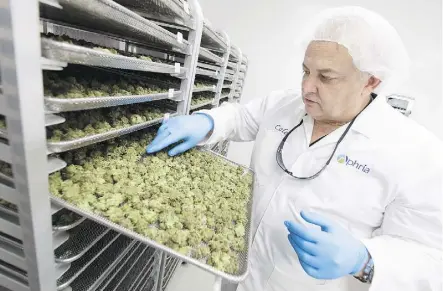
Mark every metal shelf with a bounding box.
[199,48,223,64]
[127,250,158,291]
[40,0,63,9]
[0,203,84,233]
[96,242,144,291]
[106,246,156,291]
[201,20,227,51]
[0,235,70,279]
[193,86,216,93]
[47,113,175,154]
[0,114,65,140]
[54,220,109,264]
[0,260,29,291]
[41,38,188,76]
[41,57,67,71]
[195,67,218,79]
[161,257,180,290]
[113,0,192,28]
[56,231,121,290]
[44,91,181,113]
[0,143,11,164]
[190,99,214,111]
[65,235,136,291]
[41,0,189,53]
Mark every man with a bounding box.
[147,6,442,291]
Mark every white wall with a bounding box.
[199,0,443,168]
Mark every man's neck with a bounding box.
[310,96,372,144]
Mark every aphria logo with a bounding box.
[337,154,370,174]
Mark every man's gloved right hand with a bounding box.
[146,113,214,156]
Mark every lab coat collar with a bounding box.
[351,95,389,139]
[299,95,388,145]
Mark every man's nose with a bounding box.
[302,75,318,95]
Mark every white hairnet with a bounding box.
[299,6,410,94]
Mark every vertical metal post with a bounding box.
[0,0,57,290]
[237,58,248,101]
[228,47,242,102]
[155,252,167,291]
[177,0,204,116]
[213,31,230,108]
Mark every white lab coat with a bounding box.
[199,90,443,291]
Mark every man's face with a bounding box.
[302,41,375,123]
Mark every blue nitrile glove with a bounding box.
[146,113,214,156]
[284,211,369,280]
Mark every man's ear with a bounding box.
[363,76,381,95]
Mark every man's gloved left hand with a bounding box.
[284,211,369,280]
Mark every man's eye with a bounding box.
[303,70,310,75]
[320,75,334,81]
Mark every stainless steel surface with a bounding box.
[41,57,67,71]
[94,242,143,291]
[199,48,223,64]
[44,92,181,113]
[201,20,227,50]
[113,0,192,28]
[0,143,11,163]
[0,182,16,205]
[193,86,216,93]
[127,254,156,291]
[50,149,255,283]
[137,276,155,291]
[40,0,63,9]
[0,129,7,139]
[56,231,121,289]
[47,114,174,153]
[0,260,28,291]
[45,114,66,127]
[190,100,213,111]
[52,208,86,232]
[161,256,180,290]
[0,235,70,278]
[55,221,109,264]
[54,0,189,52]
[41,38,187,76]
[65,235,136,291]
[107,246,156,291]
[0,204,82,233]
[195,67,218,79]
[48,157,68,174]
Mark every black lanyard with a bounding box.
[275,98,373,180]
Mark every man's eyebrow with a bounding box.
[302,63,339,74]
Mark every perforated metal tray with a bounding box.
[50,149,255,283]
[94,242,143,291]
[65,235,136,291]
[54,220,109,264]
[162,257,180,290]
[41,38,187,76]
[201,20,227,51]
[127,250,159,291]
[56,231,121,289]
[193,86,216,93]
[54,0,188,52]
[114,0,191,28]
[47,114,175,153]
[105,246,156,291]
[44,91,180,113]
[196,68,219,79]
[190,100,213,111]
[199,48,223,64]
